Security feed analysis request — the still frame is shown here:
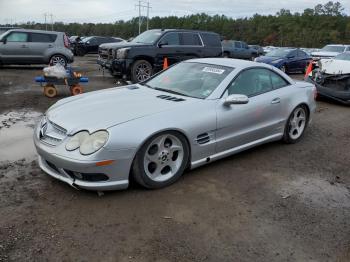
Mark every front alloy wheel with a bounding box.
[132,132,189,189]
[131,60,152,83]
[283,105,308,143]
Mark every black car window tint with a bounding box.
[181,33,201,46]
[6,32,28,42]
[234,42,241,48]
[160,33,180,45]
[31,33,57,43]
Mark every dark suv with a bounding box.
[97,29,223,82]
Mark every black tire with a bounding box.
[132,131,190,189]
[283,105,309,144]
[131,60,153,83]
[50,55,68,67]
[223,52,230,58]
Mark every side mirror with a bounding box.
[224,94,249,106]
[158,41,168,48]
[1,38,7,44]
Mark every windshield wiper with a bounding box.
[153,87,193,98]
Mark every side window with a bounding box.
[159,33,180,46]
[6,32,28,42]
[242,42,248,49]
[289,50,297,57]
[31,33,57,43]
[270,71,289,89]
[89,38,98,45]
[181,33,201,46]
[201,33,221,47]
[346,47,350,51]
[227,68,273,97]
[234,42,241,48]
[298,50,307,57]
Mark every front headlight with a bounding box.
[65,130,109,155]
[116,48,130,59]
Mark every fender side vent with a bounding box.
[196,133,210,145]
[157,95,185,102]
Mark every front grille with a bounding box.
[99,48,110,60]
[63,169,109,182]
[39,119,67,146]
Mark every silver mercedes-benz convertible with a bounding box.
[34,58,317,191]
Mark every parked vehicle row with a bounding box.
[71,36,124,56]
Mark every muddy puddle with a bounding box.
[0,110,42,162]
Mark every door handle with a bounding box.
[48,44,53,48]
[21,44,28,48]
[271,98,281,104]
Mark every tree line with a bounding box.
[5,1,350,48]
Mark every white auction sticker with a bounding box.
[202,67,225,74]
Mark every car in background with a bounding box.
[255,48,311,73]
[249,45,264,56]
[263,46,278,54]
[222,40,258,60]
[306,52,350,105]
[73,36,124,56]
[311,44,350,61]
[0,29,74,67]
[0,27,23,35]
[34,58,316,191]
[98,29,223,82]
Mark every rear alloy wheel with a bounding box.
[132,132,189,189]
[283,105,308,144]
[50,55,67,67]
[131,60,153,83]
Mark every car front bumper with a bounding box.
[306,77,350,105]
[33,123,135,191]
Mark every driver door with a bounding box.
[155,32,182,71]
[0,31,30,64]
[215,68,284,153]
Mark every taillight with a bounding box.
[63,34,70,48]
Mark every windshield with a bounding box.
[82,36,93,43]
[334,52,350,61]
[321,45,345,53]
[132,30,162,44]
[266,49,292,57]
[144,62,233,99]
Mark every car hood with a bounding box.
[46,85,196,135]
[319,59,350,75]
[256,56,284,63]
[311,51,339,57]
[99,42,152,50]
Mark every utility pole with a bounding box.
[50,14,54,31]
[44,13,47,30]
[135,1,151,34]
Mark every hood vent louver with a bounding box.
[196,133,210,145]
[157,95,185,102]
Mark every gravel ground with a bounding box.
[0,55,349,262]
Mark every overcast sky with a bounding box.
[0,0,349,24]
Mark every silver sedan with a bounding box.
[34,58,317,191]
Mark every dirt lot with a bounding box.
[0,55,350,262]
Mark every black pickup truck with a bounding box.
[97,29,223,82]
